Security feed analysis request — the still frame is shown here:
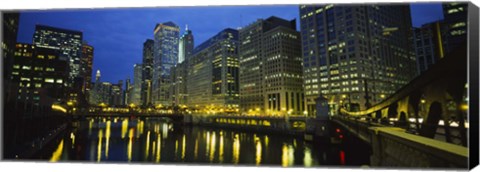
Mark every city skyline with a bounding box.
[15,3,443,84]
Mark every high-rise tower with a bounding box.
[152,22,179,106]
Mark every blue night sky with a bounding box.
[16,3,444,84]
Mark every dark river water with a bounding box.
[38,117,370,167]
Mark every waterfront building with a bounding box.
[172,26,194,107]
[9,43,69,114]
[413,2,467,74]
[152,21,179,106]
[239,16,304,116]
[131,64,143,105]
[32,25,83,86]
[141,39,154,106]
[2,12,20,85]
[81,43,94,91]
[187,28,240,112]
[299,5,416,113]
[442,2,468,54]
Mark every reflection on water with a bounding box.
[44,117,368,167]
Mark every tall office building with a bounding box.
[2,12,20,83]
[152,22,179,106]
[413,21,447,74]
[178,26,194,63]
[239,17,304,115]
[81,43,94,91]
[124,78,132,105]
[413,2,468,74]
[131,64,143,105]
[187,28,239,111]
[10,43,69,113]
[442,2,468,54]
[299,5,416,113]
[141,39,154,106]
[32,25,83,86]
[111,80,123,106]
[172,27,194,106]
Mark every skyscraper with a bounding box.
[32,25,83,86]
[442,2,468,54]
[81,43,94,92]
[178,25,194,63]
[9,43,69,111]
[187,28,239,112]
[2,12,20,83]
[172,26,194,107]
[239,17,304,115]
[132,64,143,105]
[141,39,154,106]
[413,21,446,74]
[152,22,179,106]
[413,2,468,74]
[299,5,416,113]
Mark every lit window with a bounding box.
[56,79,63,84]
[34,67,43,71]
[46,68,55,72]
[13,65,20,69]
[35,83,42,88]
[45,78,54,83]
[22,66,31,70]
[11,72,19,75]
[20,77,30,81]
[37,55,44,59]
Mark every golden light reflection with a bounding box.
[303,147,313,167]
[137,120,144,138]
[127,128,134,162]
[282,144,288,167]
[264,135,269,148]
[209,131,216,162]
[206,131,210,158]
[219,132,224,163]
[156,133,161,162]
[97,129,103,162]
[255,139,262,165]
[70,133,75,149]
[49,139,64,162]
[105,120,111,159]
[232,134,240,164]
[88,119,93,135]
[145,131,151,160]
[194,139,199,160]
[175,140,179,159]
[162,123,168,139]
[182,135,186,161]
[121,118,129,139]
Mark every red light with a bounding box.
[339,135,343,139]
[336,128,341,133]
[340,150,345,165]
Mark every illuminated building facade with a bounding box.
[152,22,179,106]
[10,43,68,111]
[81,43,94,91]
[131,64,143,105]
[187,28,239,112]
[239,17,304,115]
[442,2,467,54]
[141,39,154,106]
[178,26,194,63]
[172,27,194,107]
[32,25,83,86]
[2,12,20,84]
[300,5,416,113]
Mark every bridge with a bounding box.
[328,44,469,168]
